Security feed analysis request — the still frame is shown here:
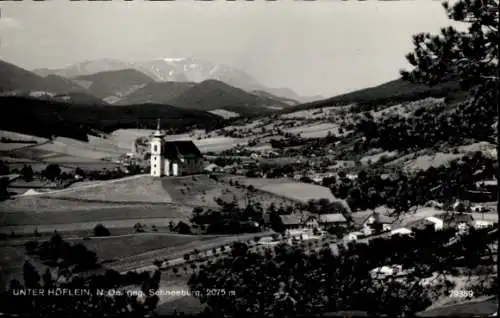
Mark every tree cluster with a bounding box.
[356,100,496,152]
[25,233,99,272]
[327,151,496,212]
[190,198,264,234]
[187,225,496,317]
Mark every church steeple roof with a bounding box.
[153,118,164,138]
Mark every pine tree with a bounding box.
[401,0,498,293]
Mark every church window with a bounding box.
[153,145,158,153]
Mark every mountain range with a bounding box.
[0,59,300,116]
[33,58,323,103]
[0,57,466,142]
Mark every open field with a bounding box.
[0,131,49,143]
[193,136,247,153]
[32,174,173,203]
[162,175,297,209]
[208,109,240,119]
[0,199,191,225]
[4,160,122,172]
[1,135,126,161]
[108,231,272,273]
[228,176,342,205]
[283,122,341,139]
[232,176,297,189]
[280,105,352,119]
[76,234,210,262]
[360,150,399,165]
[221,120,264,131]
[0,217,188,235]
[258,181,336,204]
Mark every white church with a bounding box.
[150,120,204,177]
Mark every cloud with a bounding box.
[0,17,22,30]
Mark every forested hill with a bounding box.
[0,96,227,142]
[282,78,463,113]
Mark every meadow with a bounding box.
[279,105,352,120]
[259,182,337,204]
[77,234,209,262]
[283,122,341,139]
[0,201,191,228]
[231,176,337,204]
[208,109,240,119]
[36,174,174,203]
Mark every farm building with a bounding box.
[303,215,319,228]
[476,179,498,193]
[317,213,348,227]
[204,163,221,173]
[472,220,494,229]
[411,218,440,231]
[437,213,474,229]
[390,228,413,236]
[279,214,304,230]
[425,216,444,230]
[150,120,204,177]
[362,212,395,228]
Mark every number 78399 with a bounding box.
[450,290,474,298]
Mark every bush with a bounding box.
[25,241,39,255]
[134,223,145,233]
[20,165,34,182]
[93,224,110,237]
[42,164,61,181]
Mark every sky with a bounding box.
[0,1,459,97]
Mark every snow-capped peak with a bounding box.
[163,57,186,63]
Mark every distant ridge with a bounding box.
[165,79,288,116]
[114,82,197,105]
[0,59,89,94]
[282,78,463,113]
[72,69,156,99]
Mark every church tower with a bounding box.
[150,119,164,177]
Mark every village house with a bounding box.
[277,213,323,233]
[344,231,365,242]
[390,227,413,236]
[438,213,474,229]
[361,212,395,235]
[279,214,304,230]
[204,163,221,173]
[410,216,444,232]
[303,215,319,229]
[318,213,348,228]
[476,179,498,193]
[150,120,204,177]
[472,219,494,229]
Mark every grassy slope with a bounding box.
[35,175,174,203]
